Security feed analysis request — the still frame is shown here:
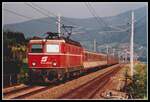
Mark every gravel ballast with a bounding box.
[24,65,119,99]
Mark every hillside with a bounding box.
[3,7,147,62]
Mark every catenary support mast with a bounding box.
[130,11,134,77]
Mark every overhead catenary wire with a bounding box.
[24,2,71,34]
[86,2,109,28]
[4,8,68,35]
[24,3,60,23]
[5,3,143,37]
[134,15,146,26]
[85,2,110,28]
[84,2,138,51]
[6,2,131,36]
[4,8,52,25]
[30,2,58,17]
[85,2,126,31]
[4,3,144,54]
[98,26,131,34]
[29,2,71,33]
[88,2,130,30]
[84,2,104,28]
[30,2,86,30]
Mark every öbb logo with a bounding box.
[41,56,48,64]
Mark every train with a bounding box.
[27,32,119,83]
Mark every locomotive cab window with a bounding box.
[31,44,42,53]
[46,44,59,53]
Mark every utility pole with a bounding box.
[57,14,61,37]
[106,45,109,64]
[112,48,115,56]
[130,11,134,77]
[123,51,126,63]
[118,51,120,64]
[125,50,128,63]
[94,39,96,52]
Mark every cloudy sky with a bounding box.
[3,2,147,24]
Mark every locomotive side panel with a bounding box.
[63,43,83,69]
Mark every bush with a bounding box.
[127,63,147,99]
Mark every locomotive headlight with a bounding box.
[32,62,36,66]
[52,61,57,66]
[42,39,46,42]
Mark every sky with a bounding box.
[3,2,147,24]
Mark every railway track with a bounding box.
[3,85,50,99]
[3,84,29,95]
[3,64,122,99]
[58,64,122,99]
[3,81,62,99]
[3,83,21,89]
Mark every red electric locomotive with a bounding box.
[28,33,83,83]
[27,32,119,83]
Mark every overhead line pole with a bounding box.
[94,39,96,52]
[57,14,61,37]
[112,48,115,56]
[130,11,134,78]
[106,45,109,64]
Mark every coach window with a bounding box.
[31,44,43,53]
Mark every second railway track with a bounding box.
[58,64,122,99]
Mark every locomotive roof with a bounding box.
[30,36,82,47]
[61,37,82,47]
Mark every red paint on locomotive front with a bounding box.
[28,39,83,69]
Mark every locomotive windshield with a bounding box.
[46,44,59,53]
[31,44,43,53]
